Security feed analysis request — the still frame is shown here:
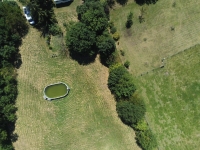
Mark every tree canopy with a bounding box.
[28,0,57,32]
[96,31,116,58]
[116,99,145,125]
[0,2,26,149]
[108,64,136,99]
[66,22,96,57]
[76,1,108,33]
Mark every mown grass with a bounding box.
[110,0,200,75]
[13,0,140,149]
[135,45,200,150]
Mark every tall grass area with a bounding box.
[135,45,200,149]
[111,0,200,75]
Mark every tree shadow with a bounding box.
[116,0,128,5]
[55,1,74,8]
[14,53,22,69]
[135,0,158,5]
[69,52,97,65]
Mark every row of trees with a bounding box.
[66,0,116,65]
[0,2,28,149]
[108,64,157,150]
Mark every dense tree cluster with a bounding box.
[66,0,115,65]
[0,2,28,149]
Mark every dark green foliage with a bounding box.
[28,0,57,33]
[76,1,108,33]
[49,24,62,36]
[0,74,18,150]
[124,60,130,68]
[136,129,157,150]
[0,2,25,149]
[126,12,133,28]
[97,31,116,66]
[108,64,136,99]
[97,31,116,57]
[66,22,96,57]
[110,26,117,34]
[116,97,146,125]
[0,1,28,37]
[106,0,115,8]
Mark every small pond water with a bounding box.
[45,83,68,98]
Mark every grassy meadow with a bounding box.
[136,45,200,150]
[111,0,200,75]
[13,0,140,149]
[111,0,200,149]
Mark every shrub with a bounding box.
[108,64,136,99]
[124,60,130,68]
[135,129,157,150]
[49,24,62,36]
[112,32,120,41]
[126,12,133,28]
[116,99,146,125]
[110,26,117,34]
[120,50,125,56]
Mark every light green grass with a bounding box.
[135,45,200,150]
[111,0,200,75]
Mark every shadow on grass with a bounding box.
[69,52,97,65]
[116,0,128,6]
[135,0,158,5]
[55,1,74,8]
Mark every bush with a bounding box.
[112,32,120,41]
[108,64,136,99]
[124,60,130,68]
[135,129,157,150]
[49,24,62,36]
[110,26,117,34]
[132,119,148,131]
[120,50,125,56]
[116,99,146,125]
[126,12,133,28]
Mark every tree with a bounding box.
[66,22,96,57]
[97,31,116,58]
[0,1,28,37]
[116,99,146,125]
[28,0,57,33]
[108,64,136,99]
[126,12,133,28]
[76,1,108,33]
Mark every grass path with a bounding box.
[13,22,140,150]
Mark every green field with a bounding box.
[111,0,200,149]
[13,0,140,149]
[111,0,200,75]
[136,45,200,149]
